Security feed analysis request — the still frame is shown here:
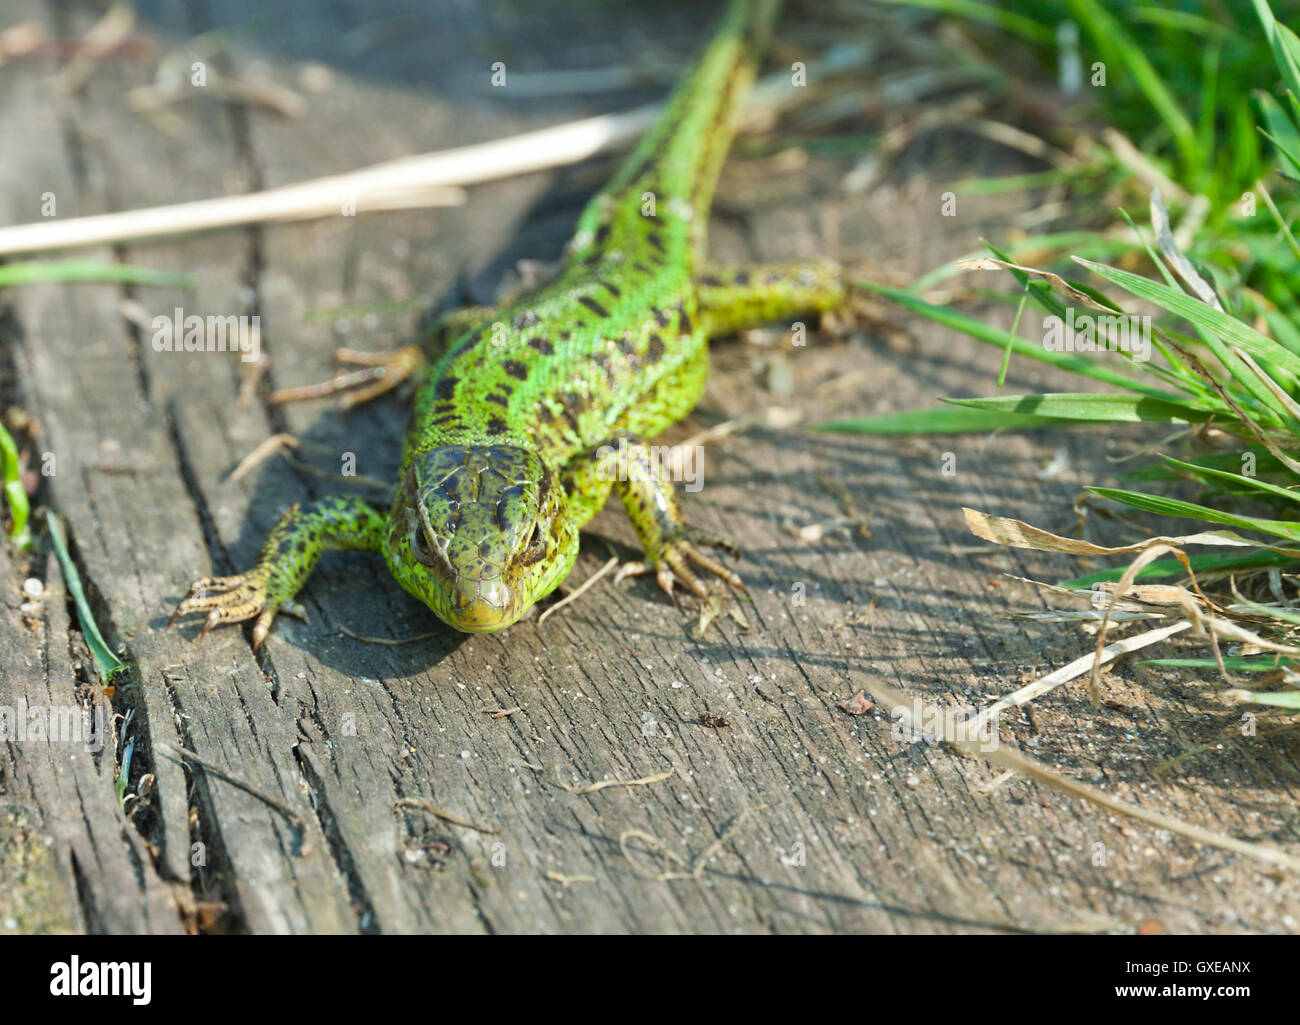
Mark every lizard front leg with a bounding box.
[170,495,386,648]
[567,436,743,600]
[695,260,845,337]
[269,305,495,407]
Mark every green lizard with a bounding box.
[171,0,846,646]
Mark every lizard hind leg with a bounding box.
[695,260,846,338]
[268,305,495,409]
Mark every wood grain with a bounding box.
[2,0,1297,934]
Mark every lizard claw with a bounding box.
[615,528,745,601]
[269,344,424,409]
[168,569,297,650]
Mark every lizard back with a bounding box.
[406,0,779,471]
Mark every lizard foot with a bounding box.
[614,526,744,600]
[168,570,306,650]
[269,344,423,409]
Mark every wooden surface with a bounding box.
[2,0,1299,935]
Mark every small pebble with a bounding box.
[298,62,334,93]
[22,578,42,597]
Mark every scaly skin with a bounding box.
[172,0,847,646]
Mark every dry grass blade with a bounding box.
[970,621,1191,734]
[1087,544,1200,702]
[1149,190,1223,311]
[1192,614,1300,656]
[1232,346,1300,425]
[0,61,823,257]
[228,433,299,483]
[537,556,618,625]
[394,797,501,836]
[865,680,1300,874]
[57,2,134,95]
[1097,127,1190,205]
[157,742,310,855]
[558,769,674,795]
[618,804,766,882]
[337,623,442,645]
[954,258,1114,311]
[963,507,1270,555]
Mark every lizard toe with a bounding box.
[269,344,423,408]
[169,570,277,643]
[616,537,745,603]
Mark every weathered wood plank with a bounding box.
[0,544,185,933]
[1,0,1297,935]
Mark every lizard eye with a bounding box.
[408,516,446,570]
[410,526,434,565]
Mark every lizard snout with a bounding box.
[443,577,517,632]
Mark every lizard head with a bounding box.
[385,444,578,632]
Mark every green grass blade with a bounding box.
[859,281,1177,399]
[1074,256,1300,380]
[115,734,136,803]
[1123,448,1279,482]
[1088,486,1300,542]
[1252,0,1300,98]
[947,393,1214,424]
[866,0,1054,44]
[0,260,193,289]
[997,280,1032,387]
[1254,176,1300,261]
[1160,454,1300,507]
[814,405,1068,435]
[0,422,31,550]
[1067,0,1201,175]
[1140,656,1293,671]
[1060,548,1295,588]
[1256,91,1300,177]
[45,512,127,684]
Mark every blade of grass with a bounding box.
[998,279,1032,386]
[0,422,31,550]
[1252,0,1300,98]
[1059,548,1294,589]
[814,405,1068,435]
[1075,255,1300,380]
[858,281,1178,399]
[1227,688,1300,709]
[1089,485,1300,543]
[947,392,1214,424]
[1160,453,1300,507]
[867,0,1054,45]
[46,512,127,684]
[1066,0,1201,176]
[0,260,193,288]
[1140,656,1292,671]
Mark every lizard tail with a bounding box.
[574,0,782,261]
